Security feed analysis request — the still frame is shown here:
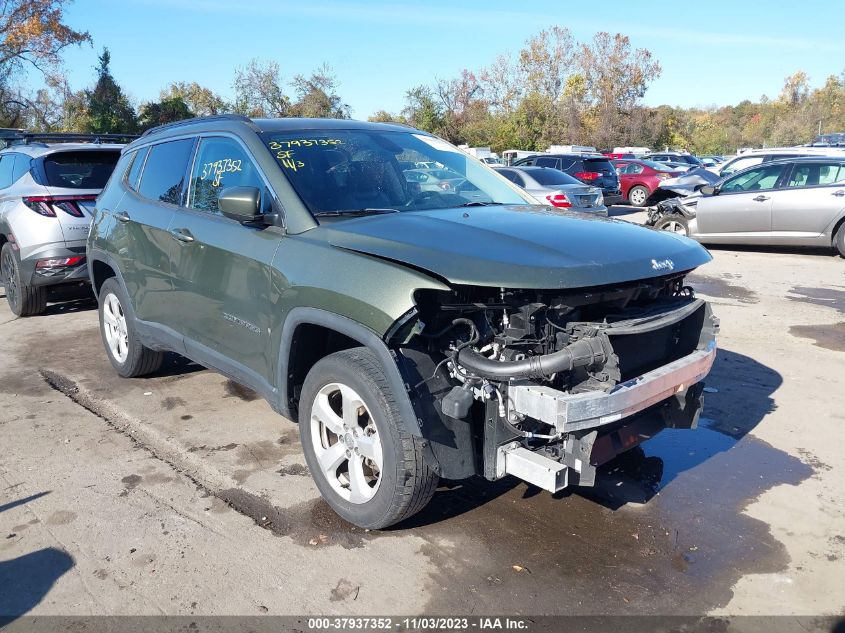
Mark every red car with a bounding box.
[612,159,683,207]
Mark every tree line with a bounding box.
[2,1,843,153]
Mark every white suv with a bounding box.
[0,133,132,316]
[713,146,845,178]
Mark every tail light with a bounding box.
[545,193,572,208]
[574,171,601,181]
[657,172,673,180]
[36,256,85,269]
[23,195,96,218]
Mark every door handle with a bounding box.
[752,195,770,202]
[833,190,845,197]
[169,228,195,243]
[114,210,131,223]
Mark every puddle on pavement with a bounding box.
[788,286,845,314]
[789,323,845,352]
[686,274,759,304]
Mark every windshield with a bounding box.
[260,130,533,215]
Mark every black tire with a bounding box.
[1,242,47,317]
[628,185,650,207]
[298,347,438,529]
[98,277,163,378]
[654,214,690,237]
[835,223,845,258]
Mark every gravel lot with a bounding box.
[1,210,844,619]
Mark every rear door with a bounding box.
[696,163,788,239]
[771,161,845,241]
[114,138,195,327]
[168,135,283,386]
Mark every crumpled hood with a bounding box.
[318,205,711,288]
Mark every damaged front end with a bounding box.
[387,273,718,492]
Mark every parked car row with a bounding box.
[1,116,720,531]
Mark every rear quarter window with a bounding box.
[41,151,121,189]
[126,147,148,191]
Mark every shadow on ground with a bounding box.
[0,548,74,624]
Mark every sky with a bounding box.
[51,0,845,119]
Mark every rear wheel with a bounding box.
[834,223,845,258]
[299,347,438,529]
[98,277,163,377]
[655,214,690,237]
[1,242,47,317]
[628,185,649,207]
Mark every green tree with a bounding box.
[232,59,289,117]
[138,96,194,130]
[84,48,137,133]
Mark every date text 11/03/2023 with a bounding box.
[306,617,530,630]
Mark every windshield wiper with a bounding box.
[457,201,505,207]
[313,208,399,217]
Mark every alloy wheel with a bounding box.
[310,382,383,504]
[102,292,129,363]
[662,220,687,235]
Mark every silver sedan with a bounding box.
[493,166,607,215]
[649,157,845,257]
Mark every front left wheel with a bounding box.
[298,347,438,529]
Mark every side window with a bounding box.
[497,169,519,184]
[509,172,527,187]
[721,164,786,193]
[519,158,536,166]
[535,157,558,168]
[628,164,644,175]
[126,148,148,191]
[11,154,30,183]
[817,163,844,185]
[137,139,194,205]
[788,163,845,187]
[188,137,265,214]
[0,154,14,189]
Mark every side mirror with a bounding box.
[218,186,263,224]
[699,185,717,196]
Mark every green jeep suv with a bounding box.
[88,115,718,529]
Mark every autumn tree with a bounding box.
[0,0,89,126]
[289,63,350,118]
[160,81,227,116]
[232,59,290,117]
[579,32,661,148]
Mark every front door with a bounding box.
[695,162,788,239]
[168,135,283,387]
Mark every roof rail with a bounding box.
[4,132,138,147]
[139,114,256,138]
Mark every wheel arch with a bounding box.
[277,307,423,438]
[830,213,845,246]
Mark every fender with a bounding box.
[276,307,424,438]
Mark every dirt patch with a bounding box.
[224,380,260,402]
[162,396,187,410]
[330,578,360,602]
[686,274,759,304]
[46,510,77,525]
[277,463,309,477]
[789,323,845,352]
[788,286,845,314]
[187,443,239,454]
